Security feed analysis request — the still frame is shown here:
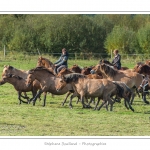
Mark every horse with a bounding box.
[91,63,143,104]
[99,59,129,70]
[134,64,150,76]
[2,65,32,98]
[26,67,74,107]
[57,67,102,79]
[55,73,134,111]
[69,64,82,73]
[37,56,55,69]
[0,74,41,104]
[138,76,150,104]
[81,66,103,78]
[145,60,150,66]
[36,56,56,74]
[57,67,102,105]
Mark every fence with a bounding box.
[0,49,150,62]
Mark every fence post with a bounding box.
[4,45,6,58]
[111,49,112,59]
[37,48,41,56]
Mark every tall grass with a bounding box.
[0,55,150,136]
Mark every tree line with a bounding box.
[0,14,150,56]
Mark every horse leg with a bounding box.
[62,91,71,106]
[130,92,135,105]
[97,100,107,111]
[68,93,78,109]
[127,100,134,112]
[108,97,115,111]
[32,89,43,106]
[76,96,80,104]
[135,87,140,98]
[18,92,28,104]
[93,97,100,110]
[142,92,149,104]
[123,97,129,110]
[42,92,47,107]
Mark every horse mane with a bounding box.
[11,74,23,80]
[99,59,113,66]
[101,64,118,78]
[4,74,23,80]
[63,73,86,83]
[29,66,55,76]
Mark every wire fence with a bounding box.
[0,49,150,63]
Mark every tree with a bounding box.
[104,25,135,54]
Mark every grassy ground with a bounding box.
[0,55,150,136]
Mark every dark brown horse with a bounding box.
[134,64,150,76]
[91,63,143,104]
[99,59,129,70]
[0,74,41,104]
[69,64,82,73]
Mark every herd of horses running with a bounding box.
[1,57,150,112]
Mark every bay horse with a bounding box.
[138,76,150,104]
[99,59,129,70]
[91,63,143,104]
[55,73,134,111]
[57,67,102,79]
[0,74,41,104]
[134,64,150,76]
[37,56,56,74]
[57,67,102,105]
[2,65,31,98]
[69,64,82,73]
[26,67,74,107]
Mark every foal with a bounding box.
[0,74,41,104]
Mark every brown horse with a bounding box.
[36,56,56,74]
[0,74,41,104]
[26,67,74,107]
[37,56,55,69]
[134,64,150,76]
[2,65,32,98]
[69,64,82,73]
[55,73,134,111]
[99,59,129,70]
[138,76,150,104]
[57,67,102,79]
[91,63,143,104]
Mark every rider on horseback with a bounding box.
[54,48,69,75]
[112,49,121,70]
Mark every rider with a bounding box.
[54,48,69,75]
[112,49,121,70]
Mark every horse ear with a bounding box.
[39,56,42,59]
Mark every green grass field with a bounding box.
[0,55,150,136]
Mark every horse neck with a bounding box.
[33,70,55,82]
[11,69,28,78]
[5,77,23,86]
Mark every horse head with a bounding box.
[55,76,67,92]
[26,73,35,87]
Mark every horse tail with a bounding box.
[112,81,124,98]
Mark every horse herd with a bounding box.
[0,56,150,112]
